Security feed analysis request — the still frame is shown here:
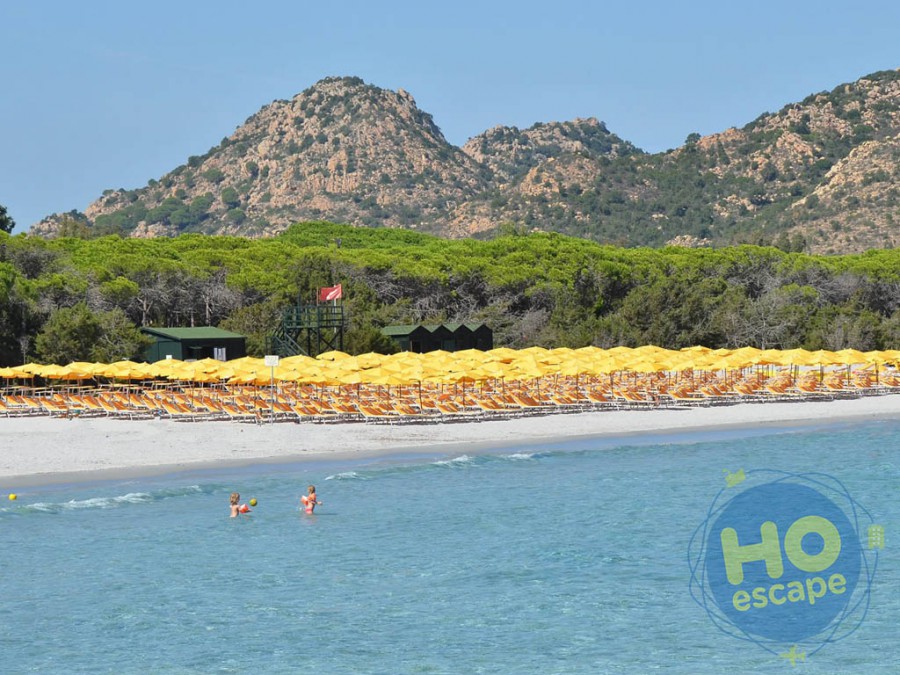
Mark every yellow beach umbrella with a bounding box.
[832,348,869,365]
[279,354,317,369]
[55,363,98,381]
[506,364,550,382]
[632,344,673,359]
[34,364,68,379]
[685,353,722,370]
[445,366,495,384]
[95,360,147,379]
[484,347,519,363]
[583,354,628,376]
[142,360,180,378]
[63,361,101,374]
[384,351,423,364]
[453,348,486,359]
[557,360,594,377]
[329,370,367,386]
[424,371,478,386]
[364,371,408,387]
[696,357,744,374]
[190,370,229,384]
[624,359,666,374]
[226,356,266,372]
[316,350,351,361]
[517,346,550,361]
[165,362,204,381]
[0,366,34,379]
[574,346,609,357]
[246,365,297,386]
[803,350,840,366]
[688,351,742,369]
[753,349,785,366]
[294,371,332,386]
[423,349,453,360]
[875,349,900,364]
[186,358,225,373]
[862,350,890,365]
[473,361,510,379]
[712,347,762,369]
[680,345,713,354]
[17,363,45,375]
[227,371,259,385]
[783,348,819,365]
[549,347,576,356]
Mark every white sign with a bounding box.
[264,355,280,367]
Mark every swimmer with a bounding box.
[300,485,322,514]
[230,492,251,517]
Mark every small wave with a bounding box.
[2,485,208,516]
[322,450,536,482]
[325,471,365,481]
[501,452,539,461]
[156,485,205,497]
[31,493,154,513]
[431,454,475,468]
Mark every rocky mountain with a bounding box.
[32,70,900,253]
[35,77,490,239]
[676,70,900,253]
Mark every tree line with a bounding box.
[2,220,900,366]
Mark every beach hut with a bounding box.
[141,327,247,362]
[381,323,493,353]
[443,322,493,351]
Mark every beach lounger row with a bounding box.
[2,366,897,425]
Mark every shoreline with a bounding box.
[3,395,899,489]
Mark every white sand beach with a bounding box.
[2,395,898,488]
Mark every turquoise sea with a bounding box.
[1,419,898,673]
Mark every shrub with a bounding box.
[221,188,240,209]
[203,168,225,184]
[226,208,246,224]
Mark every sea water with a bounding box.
[1,420,898,674]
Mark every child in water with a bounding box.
[301,485,322,514]
[230,492,251,517]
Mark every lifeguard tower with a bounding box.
[266,284,346,357]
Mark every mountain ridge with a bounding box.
[32,69,900,253]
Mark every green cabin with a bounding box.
[141,326,247,362]
[381,322,492,353]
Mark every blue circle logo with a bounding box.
[689,470,879,660]
[705,482,859,641]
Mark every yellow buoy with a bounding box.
[8,493,17,501]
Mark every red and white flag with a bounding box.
[318,284,343,302]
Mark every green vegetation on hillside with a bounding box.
[3,222,900,365]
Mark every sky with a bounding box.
[3,0,899,233]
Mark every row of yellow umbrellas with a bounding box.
[2,345,899,387]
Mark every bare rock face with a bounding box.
[32,69,900,253]
[461,117,637,184]
[787,134,900,253]
[666,234,712,248]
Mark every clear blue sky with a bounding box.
[3,0,898,233]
